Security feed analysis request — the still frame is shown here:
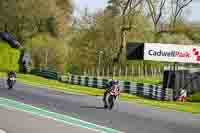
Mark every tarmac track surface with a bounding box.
[0,107,96,133]
[0,79,199,133]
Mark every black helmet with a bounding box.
[113,80,119,84]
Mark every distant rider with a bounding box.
[7,71,16,78]
[7,71,16,84]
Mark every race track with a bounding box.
[0,79,199,133]
[0,107,96,133]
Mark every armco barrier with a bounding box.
[63,74,173,101]
[30,68,58,80]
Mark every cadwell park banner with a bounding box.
[127,42,200,64]
[144,43,200,64]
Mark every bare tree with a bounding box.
[114,0,144,63]
[146,0,167,32]
[171,0,193,27]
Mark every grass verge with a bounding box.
[0,72,199,114]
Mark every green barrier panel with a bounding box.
[30,68,58,80]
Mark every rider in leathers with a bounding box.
[7,71,16,88]
[102,79,119,108]
[7,71,16,81]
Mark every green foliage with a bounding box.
[26,33,67,72]
[188,92,200,102]
[70,9,155,69]
[0,0,73,43]
[186,27,200,43]
[0,42,20,72]
[66,64,81,75]
[189,32,200,43]
[157,33,192,44]
[0,0,197,74]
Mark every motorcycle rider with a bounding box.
[7,71,16,88]
[7,71,16,78]
[102,79,120,108]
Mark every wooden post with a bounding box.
[107,67,110,78]
[138,64,141,77]
[131,64,134,82]
[113,65,116,77]
[155,66,158,77]
[88,69,90,76]
[159,66,162,77]
[151,65,153,77]
[119,66,121,77]
[145,64,147,77]
[83,68,86,76]
[102,67,104,77]
[92,67,95,76]
[142,63,144,77]
[45,48,48,67]
[153,66,155,77]
[125,65,128,78]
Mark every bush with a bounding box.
[0,42,20,72]
[66,64,81,75]
[188,91,200,102]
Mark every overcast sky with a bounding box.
[73,0,200,22]
[188,0,200,22]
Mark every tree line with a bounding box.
[0,0,199,74]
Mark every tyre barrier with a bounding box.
[62,74,173,101]
[30,68,58,80]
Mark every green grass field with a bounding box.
[0,72,199,114]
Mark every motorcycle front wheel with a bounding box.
[108,95,115,110]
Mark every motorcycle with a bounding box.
[7,76,16,90]
[106,84,120,110]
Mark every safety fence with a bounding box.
[30,68,58,80]
[30,68,173,101]
[60,74,173,101]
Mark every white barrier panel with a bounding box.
[73,75,78,84]
[88,77,94,87]
[144,43,200,64]
[130,83,137,94]
[80,76,85,85]
[97,79,103,88]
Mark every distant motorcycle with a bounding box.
[7,75,16,90]
[106,84,120,110]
